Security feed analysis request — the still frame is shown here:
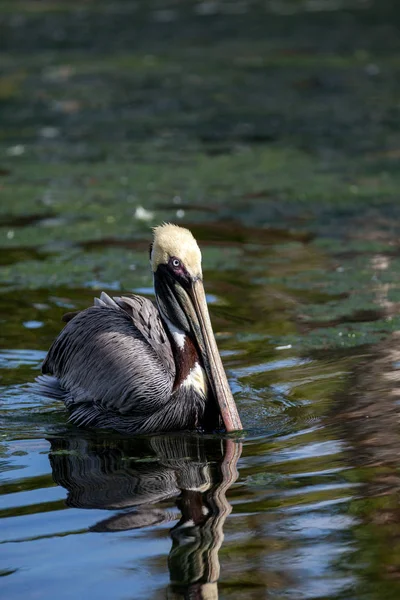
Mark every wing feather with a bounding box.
[40,295,175,421]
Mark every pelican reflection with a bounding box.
[48,433,241,598]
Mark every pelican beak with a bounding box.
[188,279,243,433]
[154,266,242,433]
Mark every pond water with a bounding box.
[2,1,400,599]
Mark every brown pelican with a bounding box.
[36,224,242,435]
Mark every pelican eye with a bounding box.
[167,256,191,287]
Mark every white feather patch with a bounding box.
[181,362,207,397]
[163,317,186,350]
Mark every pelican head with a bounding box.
[151,223,242,433]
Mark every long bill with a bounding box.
[189,279,243,433]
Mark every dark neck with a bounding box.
[172,334,200,391]
[162,319,200,390]
[164,323,221,431]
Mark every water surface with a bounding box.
[2,1,400,599]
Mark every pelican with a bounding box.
[36,224,242,435]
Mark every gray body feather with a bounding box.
[38,293,207,434]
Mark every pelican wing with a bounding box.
[40,293,175,426]
[114,294,174,374]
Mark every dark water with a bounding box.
[2,1,400,599]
